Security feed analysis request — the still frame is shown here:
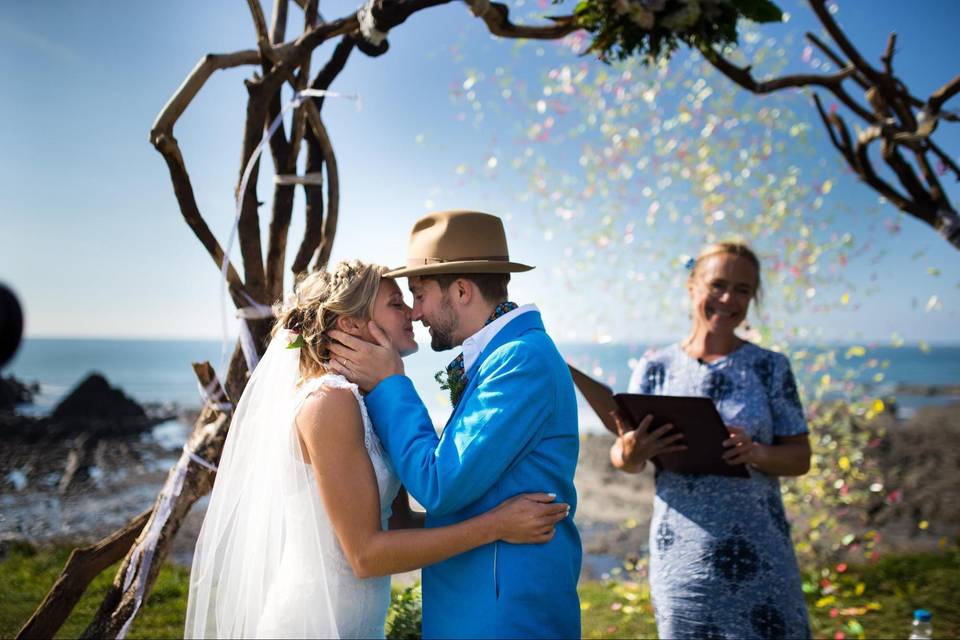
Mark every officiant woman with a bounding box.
[611,242,812,639]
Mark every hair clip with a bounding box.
[683,256,696,270]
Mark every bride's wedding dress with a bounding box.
[185,334,400,639]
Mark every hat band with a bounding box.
[407,255,510,266]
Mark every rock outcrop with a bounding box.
[0,375,38,411]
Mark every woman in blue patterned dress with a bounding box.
[610,242,812,639]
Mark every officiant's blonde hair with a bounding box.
[273,260,388,379]
[689,242,763,303]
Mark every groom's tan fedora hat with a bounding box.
[384,210,534,278]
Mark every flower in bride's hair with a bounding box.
[287,332,306,350]
[682,255,696,270]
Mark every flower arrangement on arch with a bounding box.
[573,0,784,63]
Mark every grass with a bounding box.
[0,542,188,639]
[579,549,960,639]
[2,543,956,639]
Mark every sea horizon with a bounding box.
[7,337,960,434]
[18,334,960,347]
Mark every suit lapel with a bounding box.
[442,311,545,431]
[465,310,543,381]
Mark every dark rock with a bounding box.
[0,412,45,441]
[0,375,39,411]
[53,373,145,421]
[894,383,960,397]
[868,401,960,541]
[45,373,151,438]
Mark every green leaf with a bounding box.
[286,334,306,349]
[733,0,784,23]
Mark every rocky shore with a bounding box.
[2,373,958,577]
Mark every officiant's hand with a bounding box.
[328,322,404,392]
[489,493,569,544]
[610,412,686,474]
[722,426,762,466]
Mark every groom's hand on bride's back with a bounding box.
[328,322,404,392]
[488,492,570,545]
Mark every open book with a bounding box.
[568,365,749,478]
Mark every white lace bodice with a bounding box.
[257,373,401,639]
[295,373,401,524]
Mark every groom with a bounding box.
[329,210,581,639]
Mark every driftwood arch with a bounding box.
[16,1,958,637]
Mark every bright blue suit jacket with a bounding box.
[365,310,582,639]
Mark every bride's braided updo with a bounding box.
[272,259,388,379]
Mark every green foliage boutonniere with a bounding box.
[435,367,467,407]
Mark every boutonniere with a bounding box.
[434,367,467,407]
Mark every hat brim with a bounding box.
[384,260,534,279]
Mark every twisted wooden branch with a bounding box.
[807,0,881,85]
[15,510,152,640]
[928,139,960,181]
[293,36,355,274]
[261,63,297,302]
[270,0,289,44]
[929,73,960,116]
[303,100,342,271]
[480,3,579,40]
[701,0,959,250]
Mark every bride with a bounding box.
[184,260,568,639]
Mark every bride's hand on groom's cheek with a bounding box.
[328,323,404,392]
[490,492,570,545]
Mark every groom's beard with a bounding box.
[428,296,459,351]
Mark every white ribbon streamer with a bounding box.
[217,88,360,380]
[118,443,218,637]
[185,446,218,473]
[236,302,275,320]
[197,380,232,413]
[117,447,193,639]
[275,171,324,186]
[238,322,260,372]
[236,294,276,371]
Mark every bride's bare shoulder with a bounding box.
[296,384,363,444]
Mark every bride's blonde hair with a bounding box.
[272,260,388,379]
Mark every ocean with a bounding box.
[6,338,960,436]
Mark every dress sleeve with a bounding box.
[770,353,808,437]
[627,356,647,394]
[627,351,667,395]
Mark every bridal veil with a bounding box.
[184,332,339,638]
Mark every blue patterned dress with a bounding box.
[628,342,811,640]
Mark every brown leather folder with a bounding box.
[568,364,750,478]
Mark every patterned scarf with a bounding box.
[435,301,518,407]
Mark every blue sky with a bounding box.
[1,0,957,344]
